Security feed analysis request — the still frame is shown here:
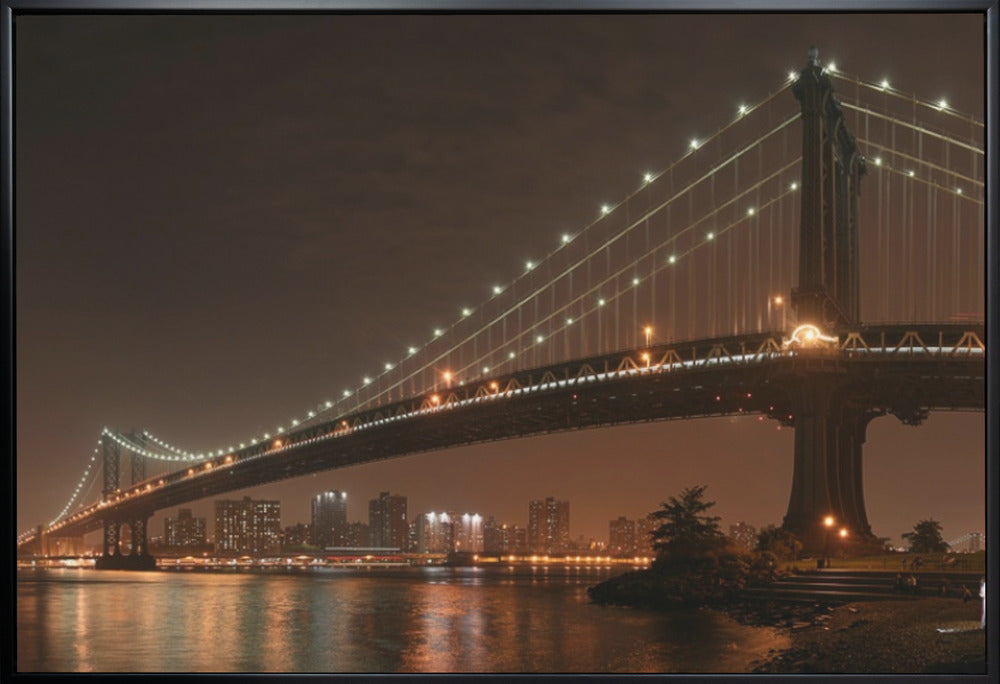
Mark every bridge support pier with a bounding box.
[780,370,878,553]
[96,516,156,571]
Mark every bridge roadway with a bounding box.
[21,322,984,553]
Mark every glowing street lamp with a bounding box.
[768,295,786,330]
[822,515,836,568]
[643,325,653,347]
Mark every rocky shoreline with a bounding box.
[736,597,986,674]
[588,571,986,673]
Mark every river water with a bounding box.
[17,566,786,673]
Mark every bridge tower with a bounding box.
[99,432,122,561]
[782,48,875,551]
[790,46,865,328]
[95,430,156,570]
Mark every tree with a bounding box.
[755,525,802,561]
[901,519,950,553]
[650,484,725,558]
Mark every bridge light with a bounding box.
[384,362,394,371]
[632,277,640,286]
[363,377,371,385]
[738,104,748,116]
[826,62,837,73]
[598,298,606,306]
[461,308,471,317]
[407,347,417,356]
[689,138,699,150]
[562,233,572,244]
[601,204,611,215]
[434,328,443,337]
[644,325,653,346]
[525,261,534,271]
[668,255,676,265]
[907,170,915,178]
[342,390,351,398]
[824,515,835,528]
[273,439,283,448]
[873,157,882,166]
[773,296,783,305]
[536,335,544,344]
[509,351,516,359]
[291,419,299,426]
[430,394,440,405]
[643,172,653,183]
[937,98,948,110]
[489,381,499,391]
[880,78,890,90]
[747,207,755,216]
[492,285,503,295]
[482,366,490,374]
[787,70,797,82]
[789,182,798,191]
[566,317,574,325]
[706,231,714,240]
[839,528,849,539]
[956,187,963,195]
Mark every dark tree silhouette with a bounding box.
[755,525,802,561]
[650,484,725,557]
[902,519,950,553]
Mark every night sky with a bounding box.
[15,13,986,547]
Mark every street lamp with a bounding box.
[823,515,835,568]
[643,325,653,347]
[838,528,849,560]
[768,295,786,331]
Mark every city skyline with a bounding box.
[15,14,986,548]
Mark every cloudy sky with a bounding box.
[15,12,986,546]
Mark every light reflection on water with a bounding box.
[17,566,786,673]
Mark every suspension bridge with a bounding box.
[17,49,985,568]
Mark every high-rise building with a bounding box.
[454,513,484,552]
[483,516,502,553]
[416,511,454,553]
[312,490,348,549]
[636,513,657,556]
[214,497,281,556]
[609,516,637,556]
[344,522,369,548]
[282,523,312,550]
[164,508,207,548]
[368,491,407,549]
[528,497,570,554]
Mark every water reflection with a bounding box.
[17,567,786,673]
